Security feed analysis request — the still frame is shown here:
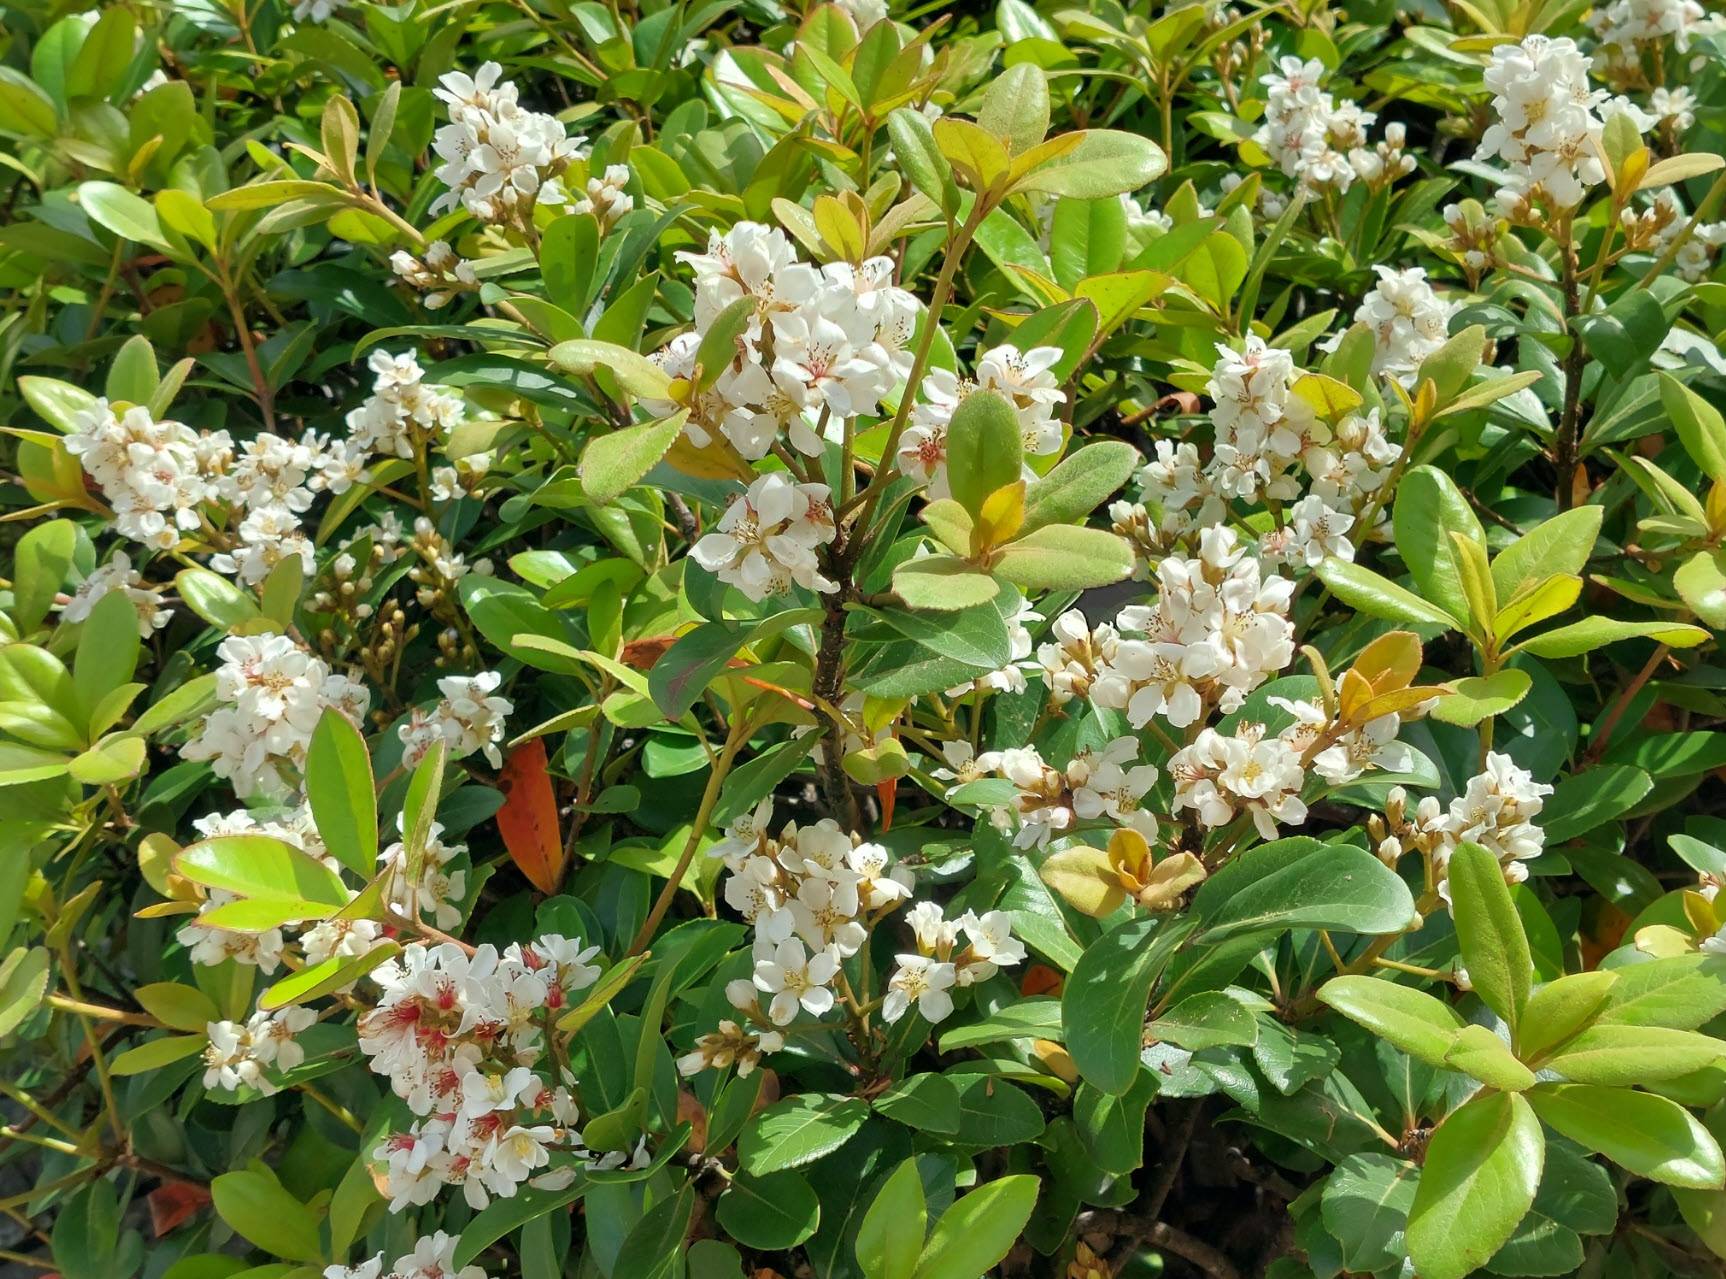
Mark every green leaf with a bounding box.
[1020,440,1139,534]
[1540,1024,1725,1084]
[870,602,1011,670]
[1661,374,1726,482]
[936,998,1063,1052]
[1444,1024,1536,1090]
[1314,558,1459,628]
[0,946,50,1037]
[856,1158,926,1279]
[912,1175,1040,1279]
[892,556,1001,611]
[1048,196,1126,289]
[305,709,376,878]
[1318,975,1466,1067]
[1321,1153,1420,1274]
[1539,766,1653,843]
[1416,324,1487,406]
[175,835,350,907]
[977,63,1050,155]
[648,620,752,719]
[716,1171,820,1250]
[579,411,689,504]
[0,67,59,138]
[549,338,672,399]
[1491,506,1603,604]
[1448,841,1533,1034]
[1530,1083,1726,1188]
[1406,1092,1544,1279]
[874,1071,963,1133]
[1011,129,1168,198]
[258,942,399,1010]
[1513,617,1710,658]
[887,108,958,216]
[992,524,1133,591]
[109,1033,206,1075]
[1393,464,1486,627]
[1596,954,1726,1029]
[175,568,262,629]
[1676,549,1726,629]
[210,1168,326,1264]
[1146,991,1258,1050]
[738,1094,870,1175]
[952,1075,1045,1145]
[134,981,219,1031]
[1429,669,1531,727]
[72,589,141,720]
[945,390,1023,517]
[1192,837,1415,943]
[1063,916,1194,1093]
[13,518,76,634]
[80,180,172,251]
[1517,971,1618,1061]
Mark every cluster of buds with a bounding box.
[1441,200,1503,285]
[390,240,480,310]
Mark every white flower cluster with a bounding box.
[884,902,1025,1025]
[648,222,918,460]
[1433,753,1552,894]
[1169,723,1308,840]
[358,937,639,1211]
[1342,266,1458,385]
[1092,528,1296,728]
[181,634,371,798]
[963,736,1160,850]
[1037,609,1118,706]
[682,806,1023,1072]
[690,470,837,601]
[345,350,467,461]
[898,344,1067,498]
[65,399,224,550]
[325,1232,489,1279]
[202,1005,316,1096]
[391,240,478,310]
[1590,0,1720,74]
[1476,36,1608,215]
[65,397,369,583]
[378,819,470,932]
[399,671,513,770]
[58,552,171,636]
[1254,57,1411,192]
[1110,340,1396,574]
[431,62,586,224]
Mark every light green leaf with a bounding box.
[1448,842,1533,1033]
[1406,1092,1544,1279]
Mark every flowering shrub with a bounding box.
[8,1,1726,1278]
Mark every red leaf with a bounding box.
[148,1180,211,1237]
[496,738,564,895]
[875,780,896,832]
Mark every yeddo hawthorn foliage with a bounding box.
[6,0,1726,1277]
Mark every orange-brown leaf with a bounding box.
[496,738,564,895]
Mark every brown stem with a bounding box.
[813,586,860,828]
[1554,233,1584,510]
[1584,643,1670,763]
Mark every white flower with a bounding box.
[1433,751,1553,898]
[1170,725,1309,840]
[753,938,839,1025]
[393,1231,490,1279]
[690,472,838,600]
[379,819,469,931]
[882,954,957,1024]
[180,635,371,798]
[1475,36,1608,215]
[1344,266,1457,385]
[430,63,586,224]
[65,400,227,550]
[345,349,466,460]
[400,670,513,768]
[58,552,171,635]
